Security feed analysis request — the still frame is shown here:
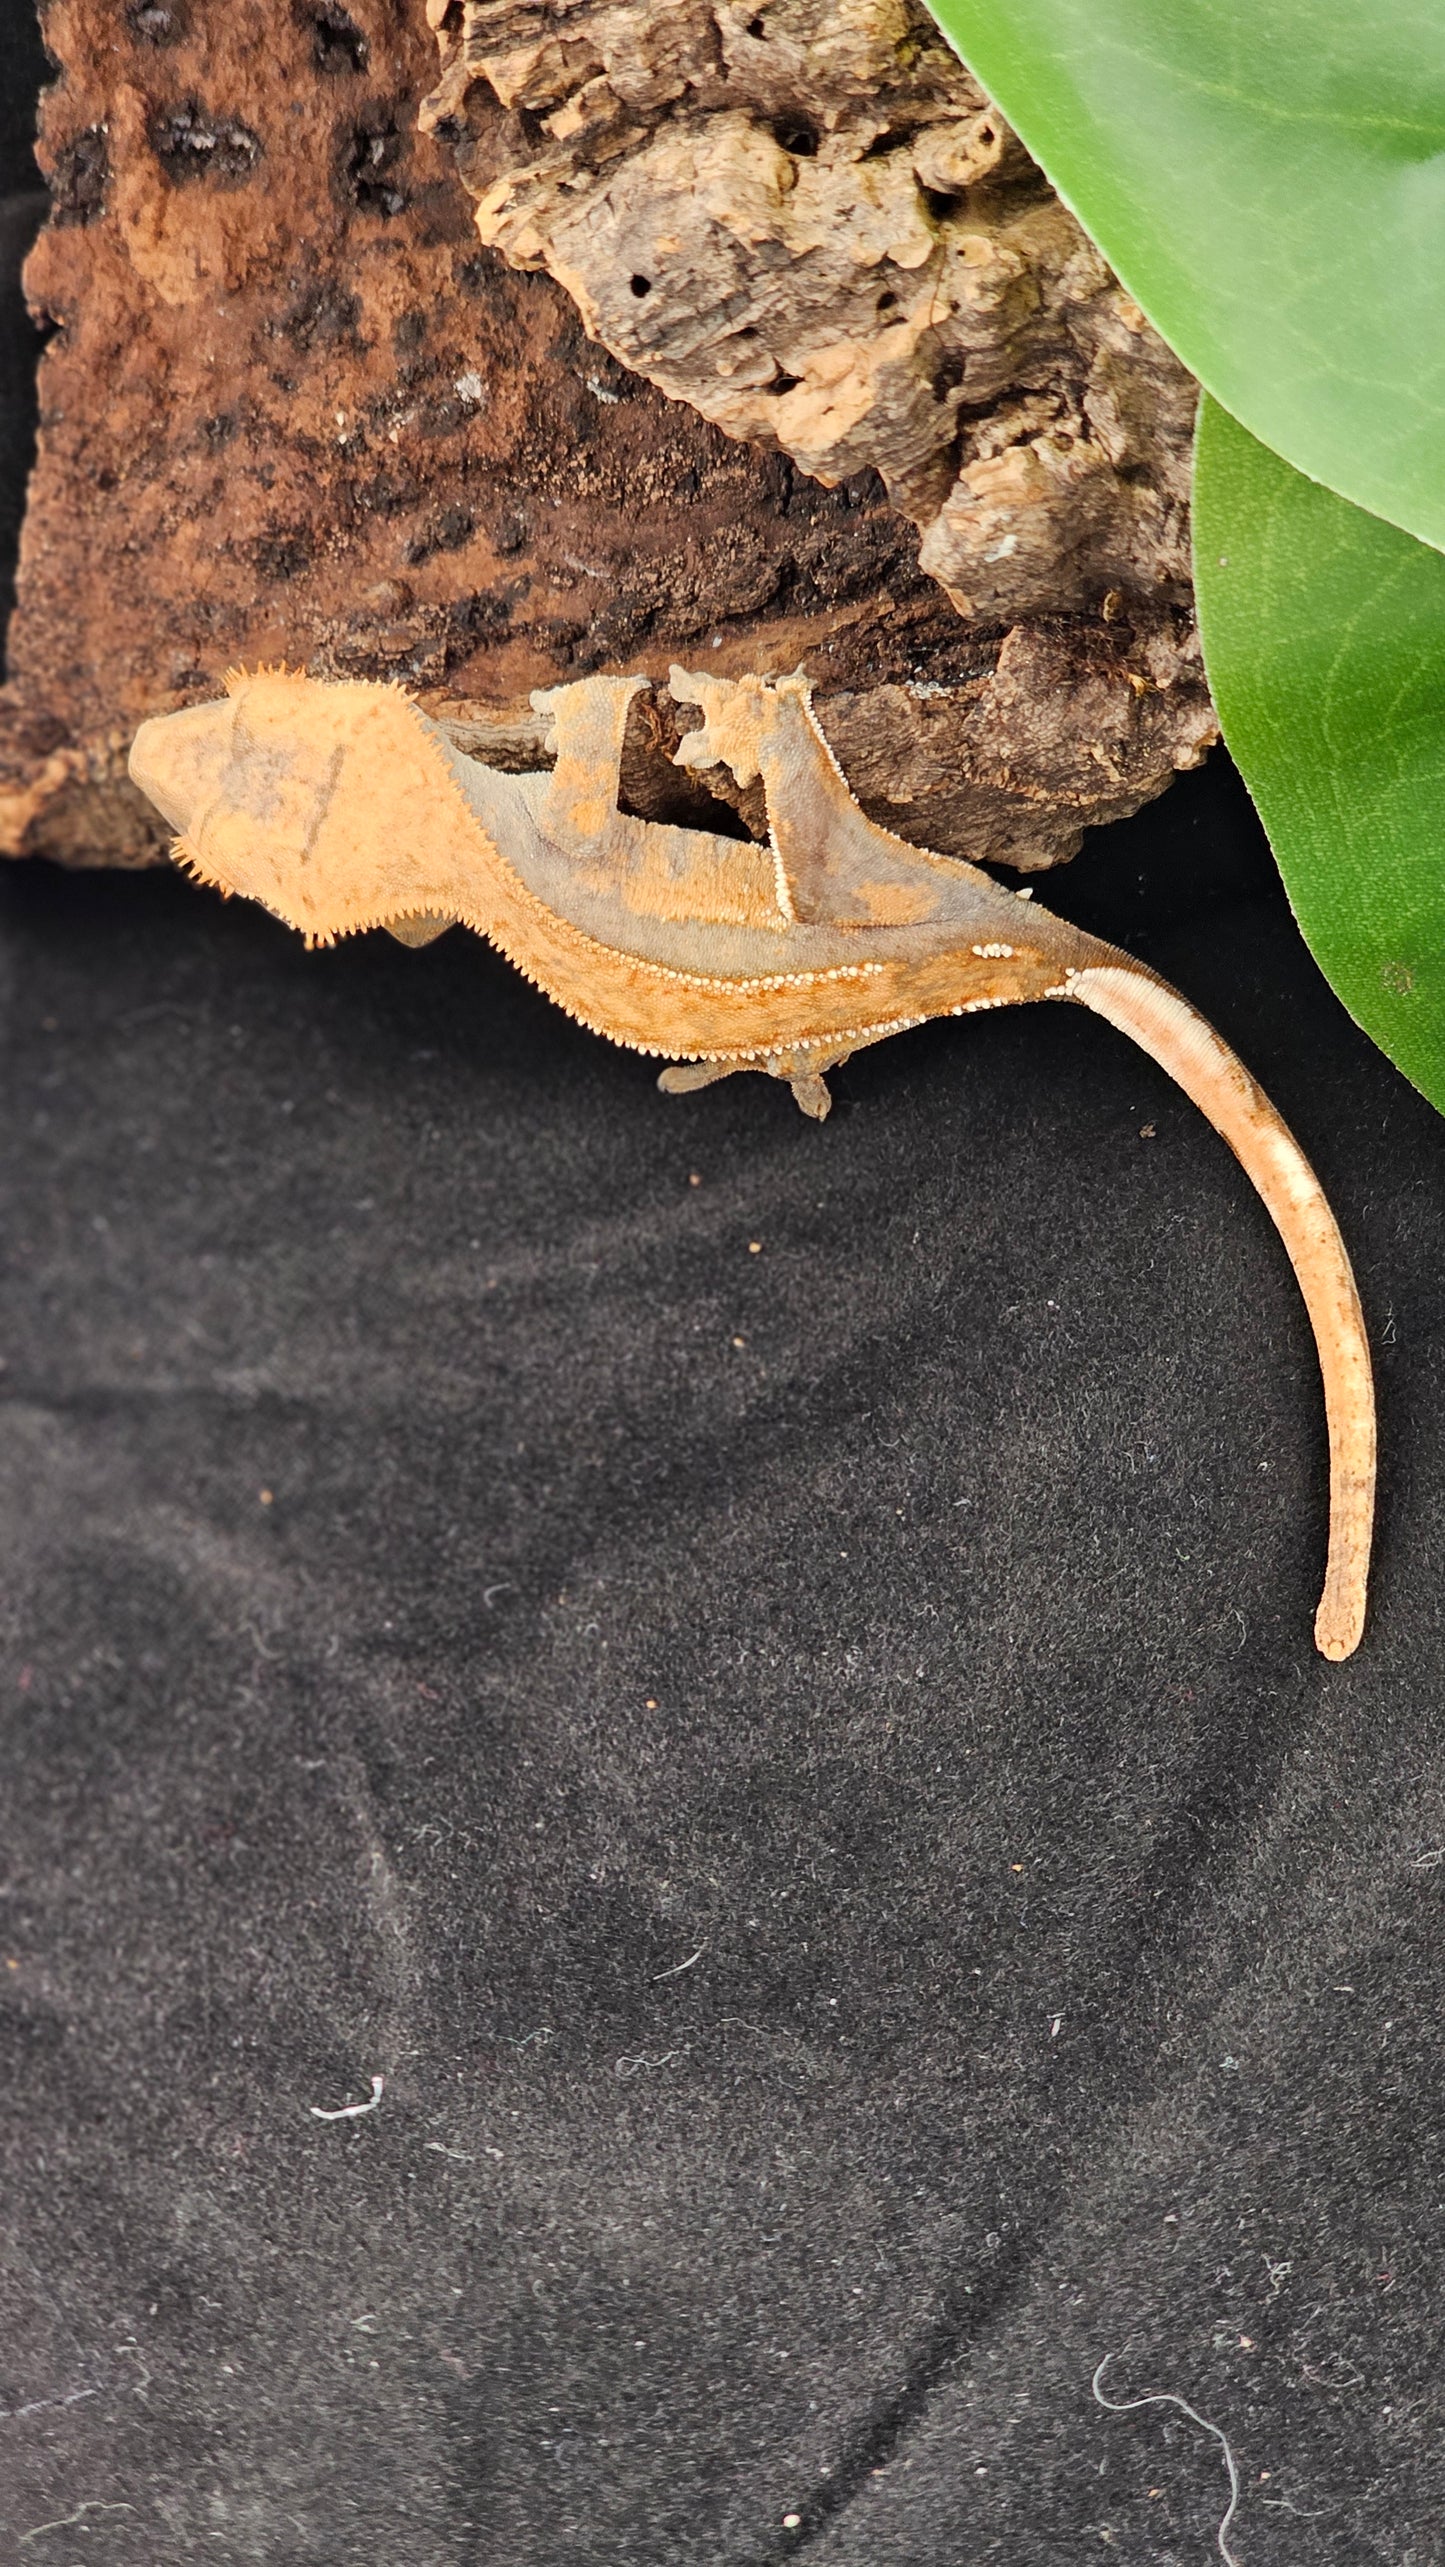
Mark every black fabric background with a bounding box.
[5,36,1445,2567]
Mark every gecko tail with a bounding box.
[1061,962,1375,1662]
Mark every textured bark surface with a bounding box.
[2,0,1214,871]
[426,0,1198,615]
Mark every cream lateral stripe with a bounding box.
[1065,965,1375,1660]
[767,822,798,925]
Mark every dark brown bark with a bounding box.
[2,0,1214,871]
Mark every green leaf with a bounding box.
[1194,391,1445,1112]
[919,0,1445,549]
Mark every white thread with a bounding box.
[21,2503,135,2545]
[309,2074,384,2121]
[1092,2353,1243,2565]
[651,1944,707,1981]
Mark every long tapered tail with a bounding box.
[1061,964,1375,1661]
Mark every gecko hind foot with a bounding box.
[657,1057,834,1118]
[668,667,774,788]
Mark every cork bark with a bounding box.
[3,0,1214,872]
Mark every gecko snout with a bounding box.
[130,697,238,839]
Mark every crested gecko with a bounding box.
[129,664,1375,1659]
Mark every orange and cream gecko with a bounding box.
[129,663,1375,1658]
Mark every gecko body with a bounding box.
[130,664,1375,1658]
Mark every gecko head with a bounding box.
[128,669,464,942]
